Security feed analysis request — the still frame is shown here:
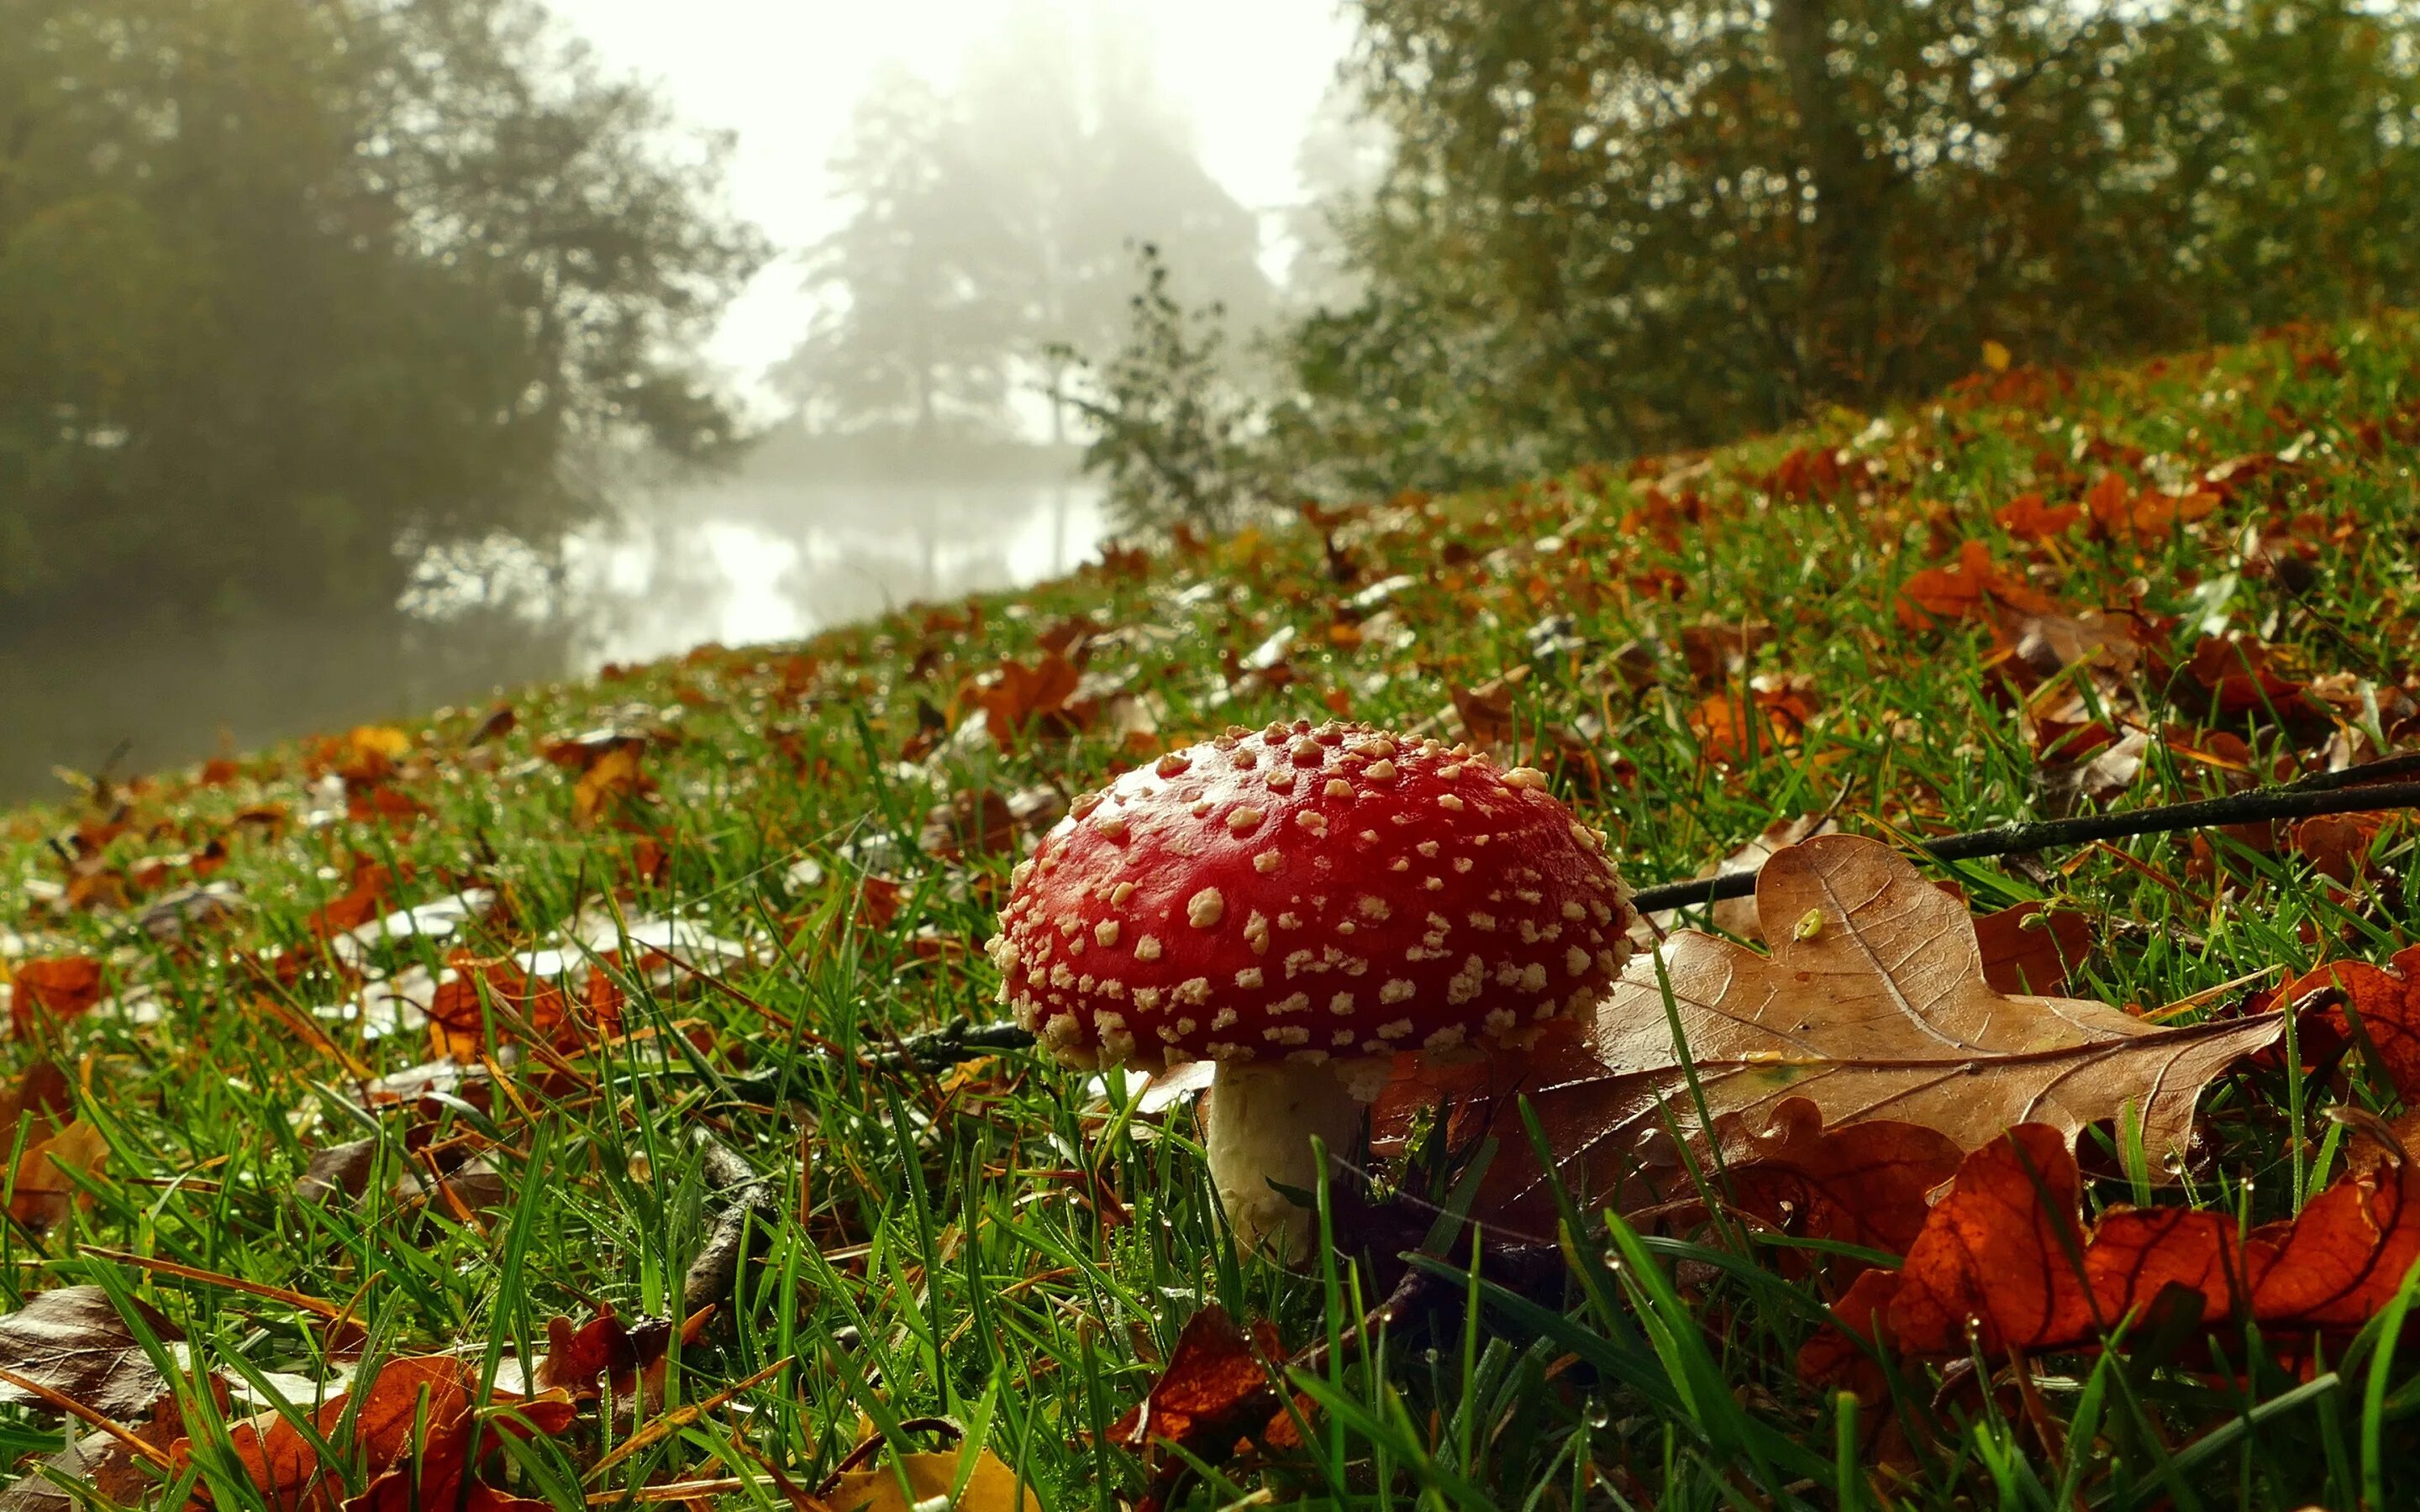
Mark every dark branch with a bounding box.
[1630,758,2420,914]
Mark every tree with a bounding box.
[1054,245,1269,537]
[778,1,1271,443]
[772,66,1023,437]
[1278,0,2420,481]
[0,0,763,628]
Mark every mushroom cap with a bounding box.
[988,719,1632,1070]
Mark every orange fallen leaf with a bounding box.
[1807,1122,2420,1378]
[1896,540,2059,631]
[1993,492,2081,542]
[9,956,104,1034]
[1113,1306,1285,1457]
[10,1118,108,1231]
[208,1352,572,1512]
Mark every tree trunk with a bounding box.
[1770,0,1886,407]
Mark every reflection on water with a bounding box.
[573,479,1104,666]
[0,477,1106,804]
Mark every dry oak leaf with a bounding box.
[1523,836,2281,1209]
[0,1286,178,1420]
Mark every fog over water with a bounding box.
[0,479,1107,804]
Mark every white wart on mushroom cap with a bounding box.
[989,718,1633,1069]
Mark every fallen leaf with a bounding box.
[1995,493,2080,543]
[572,743,649,826]
[2083,473,2220,543]
[8,958,103,1034]
[1646,814,1838,942]
[1494,835,2281,1216]
[1633,1096,1964,1266]
[1971,902,2092,996]
[0,1287,179,1419]
[2272,947,2420,1101]
[823,1448,1042,1512]
[0,1389,187,1512]
[210,1352,572,1512]
[1808,1123,2420,1373]
[10,1119,108,1231]
[1896,541,2059,631]
[1112,1306,1285,1462]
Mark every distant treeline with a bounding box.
[1076,0,2420,530]
[0,0,761,632]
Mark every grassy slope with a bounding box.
[5,316,2420,1508]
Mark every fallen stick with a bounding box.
[1629,756,2420,914]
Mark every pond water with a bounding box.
[0,478,1107,805]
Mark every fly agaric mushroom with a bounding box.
[986,719,1632,1260]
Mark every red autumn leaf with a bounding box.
[212,1352,572,1512]
[1633,1097,1965,1265]
[1896,540,2059,631]
[9,956,104,1032]
[306,863,402,938]
[2081,472,2221,543]
[2186,634,2316,718]
[1807,1123,2420,1374]
[971,653,1083,748]
[1762,445,1848,501]
[1879,1124,2093,1355]
[2292,811,2393,884]
[1112,1306,1288,1464]
[1993,492,2081,542]
[2273,947,2420,1101]
[1972,902,2092,996]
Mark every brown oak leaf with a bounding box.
[1486,835,2281,1219]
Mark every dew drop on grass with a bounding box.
[1584,1400,1613,1430]
[2162,1151,2187,1175]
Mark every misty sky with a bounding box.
[547,0,1358,409]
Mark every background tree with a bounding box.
[1258,0,2420,493]
[0,0,763,629]
[773,65,1021,437]
[777,1,1270,444]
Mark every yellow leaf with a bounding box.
[350,725,413,761]
[1981,339,2012,373]
[573,743,644,826]
[823,1449,1040,1512]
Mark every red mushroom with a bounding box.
[987,718,1632,1260]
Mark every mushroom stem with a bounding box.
[1206,1058,1374,1263]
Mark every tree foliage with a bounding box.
[1270,0,2420,491]
[0,0,763,627]
[1053,247,1268,538]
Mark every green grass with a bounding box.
[6,313,2420,1509]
